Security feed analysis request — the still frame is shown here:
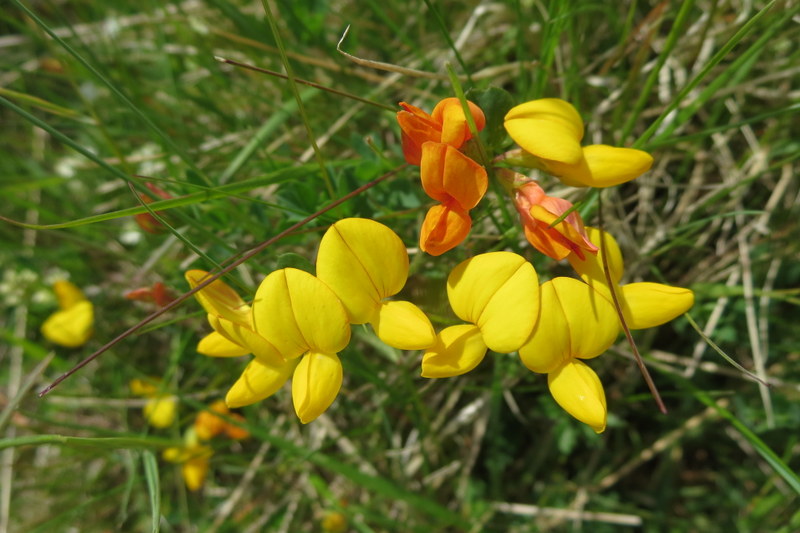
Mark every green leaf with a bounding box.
[141,451,161,533]
[465,86,515,153]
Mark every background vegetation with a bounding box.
[1,0,798,531]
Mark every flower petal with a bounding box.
[397,102,440,165]
[182,456,210,491]
[197,331,251,358]
[292,351,343,423]
[41,300,93,348]
[316,218,408,324]
[419,203,472,256]
[420,143,488,209]
[580,145,654,187]
[226,358,296,408]
[144,396,178,428]
[504,98,584,164]
[53,280,86,309]
[548,360,607,433]
[372,300,435,350]
[430,97,485,148]
[519,277,618,373]
[421,324,487,378]
[185,270,251,325]
[208,315,284,366]
[621,282,694,330]
[253,269,351,357]
[447,252,539,352]
[550,145,653,188]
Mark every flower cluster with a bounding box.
[188,218,433,424]
[179,95,694,434]
[397,98,488,255]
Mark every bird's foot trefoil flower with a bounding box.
[163,427,213,491]
[504,98,653,188]
[397,97,486,165]
[499,170,598,260]
[518,277,620,433]
[41,279,94,348]
[130,378,178,429]
[316,217,435,350]
[422,252,539,377]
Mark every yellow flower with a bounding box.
[518,277,620,433]
[567,227,695,330]
[185,270,280,364]
[504,98,653,188]
[421,252,539,377]
[188,268,351,424]
[163,428,213,492]
[40,280,93,347]
[130,378,177,429]
[316,218,435,350]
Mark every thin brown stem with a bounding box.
[39,165,406,396]
[598,194,667,414]
[214,56,396,112]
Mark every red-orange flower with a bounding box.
[418,142,488,255]
[513,181,597,260]
[125,281,174,307]
[134,183,172,234]
[419,203,472,256]
[397,98,485,165]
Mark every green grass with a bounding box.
[2,0,799,531]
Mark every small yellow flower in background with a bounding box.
[321,511,348,533]
[316,218,435,350]
[504,98,653,188]
[130,378,177,429]
[518,277,620,433]
[421,252,539,377]
[163,427,213,492]
[40,280,94,348]
[568,227,695,330]
[195,399,249,441]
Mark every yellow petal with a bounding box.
[421,324,487,378]
[292,351,343,423]
[41,300,93,348]
[185,270,251,325]
[504,98,584,164]
[581,145,653,187]
[225,359,296,408]
[53,280,86,309]
[548,360,607,433]
[621,283,694,330]
[129,378,157,397]
[372,300,435,350]
[144,395,178,428]
[208,315,284,366]
[183,456,210,491]
[253,269,351,357]
[316,218,408,324]
[447,252,539,353]
[567,226,624,291]
[518,277,618,373]
[197,331,251,357]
